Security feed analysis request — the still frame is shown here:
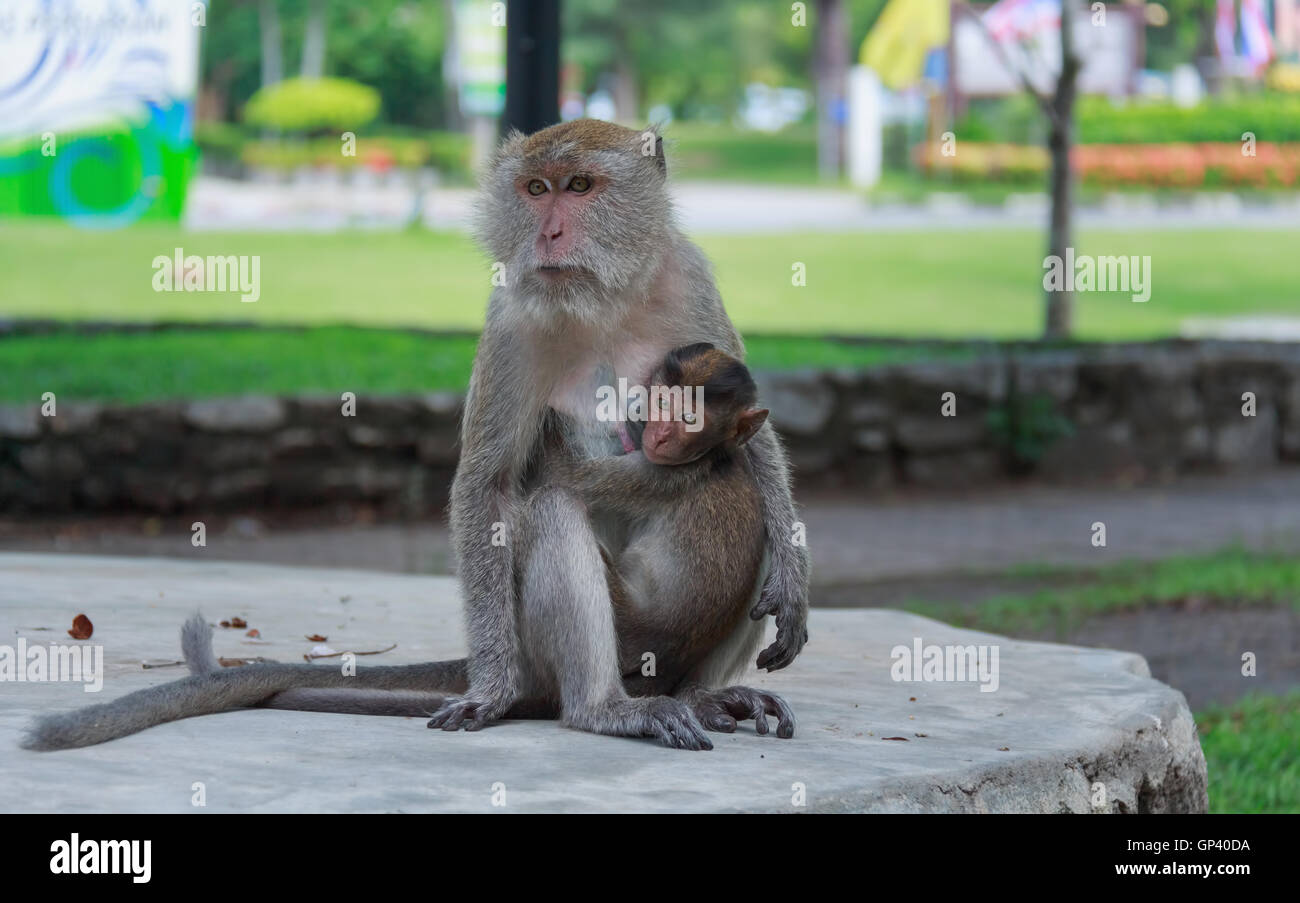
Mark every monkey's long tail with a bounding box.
[22,615,469,751]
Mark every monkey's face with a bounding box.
[641,392,717,466]
[640,394,769,467]
[515,167,602,281]
[472,120,672,324]
[640,345,769,465]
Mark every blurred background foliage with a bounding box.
[242,76,382,132]
[193,0,1296,193]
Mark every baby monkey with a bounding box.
[545,342,779,710]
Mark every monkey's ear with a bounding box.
[733,408,769,446]
[645,125,667,178]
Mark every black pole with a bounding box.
[504,0,561,136]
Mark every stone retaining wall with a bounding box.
[765,340,1300,489]
[3,340,1298,513]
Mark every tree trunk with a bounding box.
[301,0,327,80]
[1043,0,1081,340]
[442,0,463,130]
[259,0,283,89]
[611,27,639,122]
[814,0,849,179]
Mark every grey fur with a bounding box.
[181,614,221,675]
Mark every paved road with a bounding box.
[5,471,1299,592]
[803,470,1300,586]
[185,175,1300,234]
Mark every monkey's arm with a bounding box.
[552,451,707,511]
[677,246,810,672]
[742,422,810,671]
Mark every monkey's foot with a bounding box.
[690,686,795,739]
[572,697,713,751]
[426,696,502,732]
[635,697,713,751]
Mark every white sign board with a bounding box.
[0,0,200,140]
[453,0,505,117]
[951,4,1142,97]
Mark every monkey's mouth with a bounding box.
[535,264,586,279]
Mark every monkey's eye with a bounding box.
[526,179,547,196]
[568,175,592,194]
[682,411,697,425]
[658,396,670,409]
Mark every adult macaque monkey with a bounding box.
[23,120,807,752]
[436,119,808,746]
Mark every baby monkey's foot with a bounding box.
[573,696,713,750]
[691,686,795,739]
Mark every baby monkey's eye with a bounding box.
[527,179,547,196]
[658,395,670,409]
[682,411,697,425]
[568,175,592,193]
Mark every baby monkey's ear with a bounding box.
[733,408,769,446]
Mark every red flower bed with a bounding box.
[916,142,1300,189]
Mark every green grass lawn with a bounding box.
[1197,691,1300,814]
[3,222,1297,340]
[0,327,965,403]
[907,547,1300,638]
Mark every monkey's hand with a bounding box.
[426,694,508,732]
[685,685,795,739]
[750,550,809,672]
[752,601,808,672]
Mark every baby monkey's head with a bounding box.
[640,343,769,466]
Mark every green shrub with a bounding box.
[236,134,469,174]
[987,393,1075,467]
[243,77,381,134]
[956,93,1300,146]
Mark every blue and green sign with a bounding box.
[0,0,202,227]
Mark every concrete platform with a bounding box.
[0,553,1207,813]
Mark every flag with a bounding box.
[983,0,1061,43]
[861,0,951,90]
[1240,0,1275,73]
[1216,0,1238,63]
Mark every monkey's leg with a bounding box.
[669,569,796,740]
[429,487,712,750]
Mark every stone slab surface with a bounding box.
[0,553,1207,813]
